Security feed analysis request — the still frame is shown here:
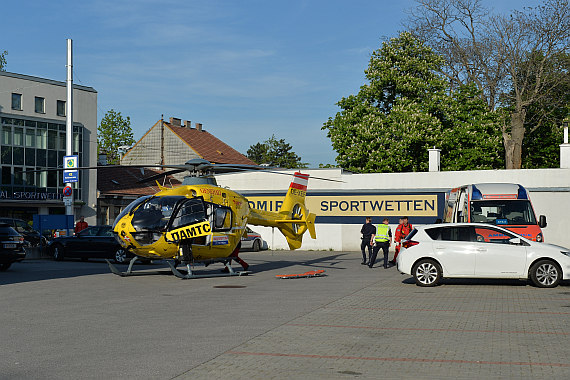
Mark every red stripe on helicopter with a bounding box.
[290,172,308,191]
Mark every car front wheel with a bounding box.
[52,244,65,261]
[413,259,442,287]
[253,239,261,252]
[114,248,128,264]
[0,263,12,271]
[530,260,561,288]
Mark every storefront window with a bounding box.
[13,147,24,165]
[1,146,11,164]
[1,167,11,185]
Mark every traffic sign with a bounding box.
[63,155,79,184]
[63,186,72,197]
[63,197,73,206]
[63,170,79,183]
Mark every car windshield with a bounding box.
[470,200,537,225]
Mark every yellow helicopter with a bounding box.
[106,158,318,279]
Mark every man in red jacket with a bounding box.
[74,216,88,234]
[391,216,413,265]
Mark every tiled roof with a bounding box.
[165,122,256,165]
[97,166,181,196]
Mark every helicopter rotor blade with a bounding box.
[214,167,344,183]
[137,169,186,183]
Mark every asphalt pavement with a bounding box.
[1,251,569,379]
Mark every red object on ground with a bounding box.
[276,270,326,279]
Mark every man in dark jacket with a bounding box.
[360,217,376,265]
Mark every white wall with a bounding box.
[216,168,570,250]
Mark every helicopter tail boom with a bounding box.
[248,172,316,250]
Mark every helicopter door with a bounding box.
[169,198,207,230]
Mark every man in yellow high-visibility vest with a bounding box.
[370,218,392,268]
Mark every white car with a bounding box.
[397,223,570,288]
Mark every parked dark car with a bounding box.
[0,223,26,271]
[0,218,47,248]
[47,225,134,263]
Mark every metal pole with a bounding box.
[66,39,73,234]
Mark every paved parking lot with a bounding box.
[1,251,569,379]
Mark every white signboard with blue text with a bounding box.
[63,155,79,183]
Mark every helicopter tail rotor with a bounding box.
[275,172,316,250]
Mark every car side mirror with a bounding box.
[509,237,522,245]
[538,215,547,228]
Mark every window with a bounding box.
[11,93,22,111]
[428,226,472,241]
[25,129,35,147]
[35,97,45,113]
[1,167,11,185]
[13,127,23,146]
[473,226,517,244]
[56,100,66,117]
[1,126,11,144]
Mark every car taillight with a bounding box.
[402,240,419,249]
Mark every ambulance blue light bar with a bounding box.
[471,185,483,200]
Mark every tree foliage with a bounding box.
[322,32,503,173]
[246,135,308,169]
[0,50,7,71]
[98,109,136,165]
[407,0,570,169]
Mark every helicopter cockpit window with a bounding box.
[131,196,186,231]
[113,195,152,229]
[170,198,207,229]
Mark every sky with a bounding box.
[1,0,541,167]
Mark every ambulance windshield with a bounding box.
[470,200,537,225]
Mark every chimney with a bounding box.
[195,122,203,131]
[428,147,441,172]
[169,117,181,126]
[184,120,192,128]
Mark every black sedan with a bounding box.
[0,223,26,271]
[47,225,134,264]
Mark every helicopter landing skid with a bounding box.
[106,257,141,277]
[166,260,251,279]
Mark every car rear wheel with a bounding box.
[413,259,441,287]
[253,239,261,252]
[0,263,12,271]
[52,244,65,261]
[530,260,561,288]
[114,248,128,264]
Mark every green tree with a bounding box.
[322,32,503,173]
[98,109,136,165]
[408,0,570,169]
[246,135,308,168]
[0,50,7,71]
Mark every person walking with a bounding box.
[360,217,376,265]
[370,218,392,268]
[391,216,413,265]
[74,216,88,234]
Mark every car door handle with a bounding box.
[435,246,445,249]
[477,248,486,252]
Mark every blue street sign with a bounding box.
[64,170,79,183]
[63,155,79,184]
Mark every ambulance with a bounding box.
[443,183,547,242]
